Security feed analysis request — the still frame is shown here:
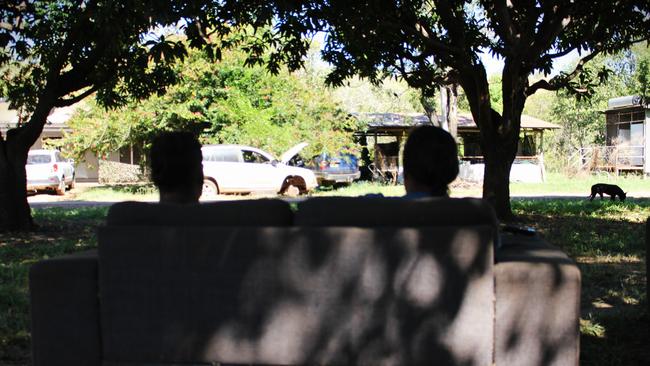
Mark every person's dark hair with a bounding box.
[403,125,459,196]
[150,131,203,203]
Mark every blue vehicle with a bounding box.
[311,153,361,185]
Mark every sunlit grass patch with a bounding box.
[580,316,606,337]
[312,181,405,197]
[73,184,158,201]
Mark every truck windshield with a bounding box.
[27,155,52,164]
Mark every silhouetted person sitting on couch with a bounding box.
[150,131,203,204]
[403,125,459,198]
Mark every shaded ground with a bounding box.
[513,198,649,365]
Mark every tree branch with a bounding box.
[545,47,575,60]
[0,22,14,31]
[54,87,97,107]
[193,17,212,44]
[434,0,467,49]
[490,0,518,46]
[14,89,58,153]
[379,16,461,60]
[434,0,485,73]
[529,4,572,60]
[412,20,460,56]
[527,50,601,95]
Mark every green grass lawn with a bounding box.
[72,183,158,201]
[512,198,649,365]
[64,172,648,202]
[2,184,648,365]
[510,172,650,197]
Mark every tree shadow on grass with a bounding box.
[513,197,648,365]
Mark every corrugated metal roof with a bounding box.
[0,102,77,133]
[606,95,644,110]
[357,112,560,130]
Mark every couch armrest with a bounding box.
[30,249,101,366]
[495,236,581,366]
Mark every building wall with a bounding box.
[75,151,100,181]
[646,109,650,174]
[605,106,646,169]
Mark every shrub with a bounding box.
[98,160,147,183]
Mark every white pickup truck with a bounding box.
[26,149,75,195]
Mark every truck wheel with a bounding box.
[55,178,66,196]
[202,179,219,197]
[281,176,306,196]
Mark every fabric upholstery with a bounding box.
[295,196,498,228]
[98,226,494,366]
[29,250,101,366]
[495,235,581,366]
[29,197,580,366]
[106,199,293,226]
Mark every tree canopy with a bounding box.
[548,44,650,170]
[62,47,356,162]
[3,0,650,228]
[266,0,650,218]
[0,0,294,229]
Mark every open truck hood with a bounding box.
[280,142,308,164]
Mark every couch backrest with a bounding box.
[106,199,294,226]
[98,225,495,366]
[295,196,498,228]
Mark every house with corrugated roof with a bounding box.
[1,100,141,182]
[571,96,649,176]
[355,112,560,183]
[601,96,649,175]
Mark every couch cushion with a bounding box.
[295,196,498,228]
[98,225,494,366]
[30,250,101,366]
[495,236,581,366]
[106,199,293,226]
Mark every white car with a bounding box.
[26,149,75,195]
[201,143,318,195]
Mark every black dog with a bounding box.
[589,183,626,201]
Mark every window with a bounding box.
[631,122,644,146]
[242,150,269,163]
[607,124,617,145]
[607,109,645,147]
[618,123,631,143]
[119,145,144,165]
[27,154,51,164]
[204,149,240,162]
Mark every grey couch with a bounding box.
[29,197,580,365]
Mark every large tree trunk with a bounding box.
[0,135,33,230]
[448,84,458,140]
[0,98,55,231]
[483,61,526,221]
[458,63,524,220]
[480,115,519,221]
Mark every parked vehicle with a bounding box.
[310,152,361,186]
[201,143,318,196]
[26,149,75,195]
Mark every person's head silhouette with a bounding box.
[150,131,203,204]
[403,125,459,197]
